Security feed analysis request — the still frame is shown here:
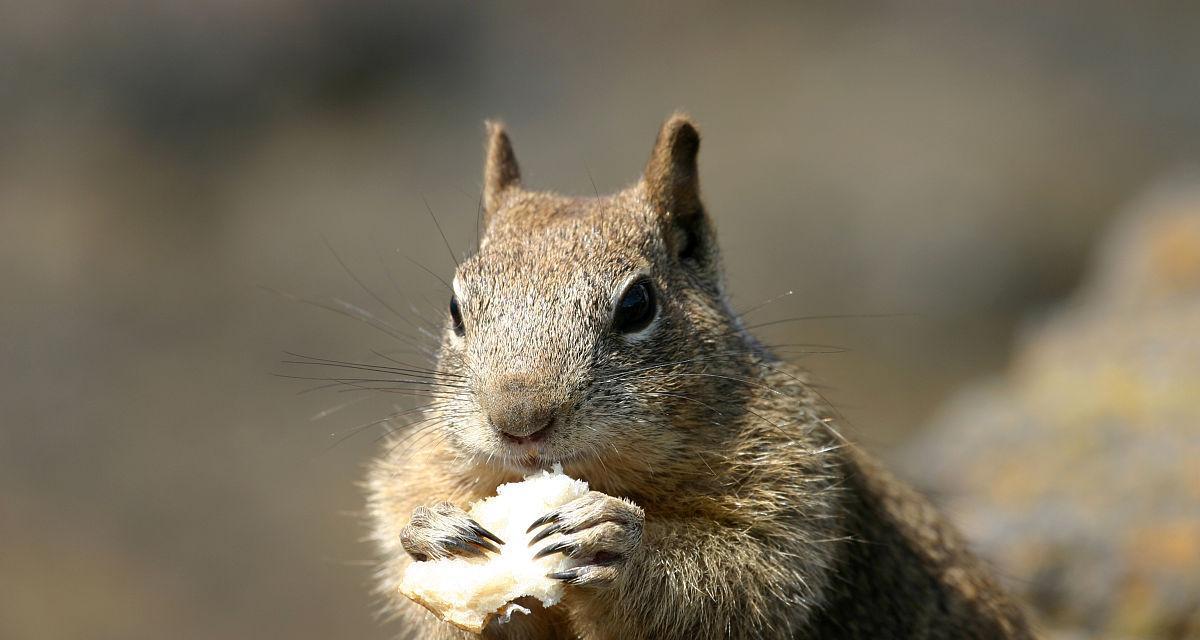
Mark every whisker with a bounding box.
[330,297,427,348]
[598,352,741,384]
[278,369,466,390]
[309,394,375,421]
[368,350,463,378]
[282,352,464,384]
[322,402,448,451]
[741,312,914,332]
[381,418,451,456]
[323,235,411,326]
[393,415,467,454]
[423,196,460,269]
[296,381,346,395]
[618,372,789,398]
[734,289,795,319]
[333,387,467,401]
[477,190,483,251]
[640,391,726,418]
[373,241,444,336]
[273,373,468,401]
[260,285,432,353]
[585,165,600,197]
[402,254,453,292]
[286,350,447,375]
[368,348,454,374]
[376,410,452,445]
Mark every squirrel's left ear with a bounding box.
[483,120,521,224]
[643,113,708,261]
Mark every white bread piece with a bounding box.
[399,465,589,633]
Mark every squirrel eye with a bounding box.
[449,295,465,337]
[612,278,657,334]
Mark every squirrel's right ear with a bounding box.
[483,120,521,223]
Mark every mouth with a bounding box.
[503,441,553,471]
[496,436,584,474]
[496,424,556,469]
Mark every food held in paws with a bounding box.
[399,466,589,633]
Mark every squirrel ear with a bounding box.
[483,120,521,221]
[643,114,707,260]
[643,113,702,218]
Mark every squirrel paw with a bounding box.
[400,501,504,561]
[527,491,645,588]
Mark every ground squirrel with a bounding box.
[365,115,1034,639]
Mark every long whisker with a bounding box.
[286,351,449,375]
[423,197,460,269]
[296,381,347,395]
[259,285,432,355]
[393,414,469,455]
[597,352,748,384]
[639,391,726,427]
[277,369,467,390]
[599,340,847,389]
[402,255,453,292]
[368,350,463,378]
[373,241,444,337]
[283,352,464,383]
[309,394,376,421]
[640,371,787,395]
[380,417,451,455]
[733,289,795,319]
[323,235,410,325]
[741,312,914,332]
[330,297,427,348]
[322,402,448,451]
[376,409,454,445]
[272,373,468,401]
[640,391,726,417]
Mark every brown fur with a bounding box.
[365,115,1034,639]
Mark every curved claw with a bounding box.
[528,522,563,546]
[526,510,561,533]
[533,539,573,560]
[443,538,487,558]
[458,527,502,554]
[467,519,505,546]
[546,567,583,582]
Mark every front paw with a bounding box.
[526,491,645,588]
[400,501,504,562]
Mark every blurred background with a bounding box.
[2,2,1198,639]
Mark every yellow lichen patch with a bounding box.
[1110,574,1168,637]
[904,184,1200,638]
[1148,216,1200,293]
[1124,521,1200,574]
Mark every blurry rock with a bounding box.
[904,177,1200,639]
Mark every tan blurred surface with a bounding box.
[906,181,1200,639]
[2,3,1199,639]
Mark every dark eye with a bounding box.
[612,278,657,334]
[449,295,465,337]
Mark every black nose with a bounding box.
[487,377,559,443]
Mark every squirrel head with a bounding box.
[439,115,751,476]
